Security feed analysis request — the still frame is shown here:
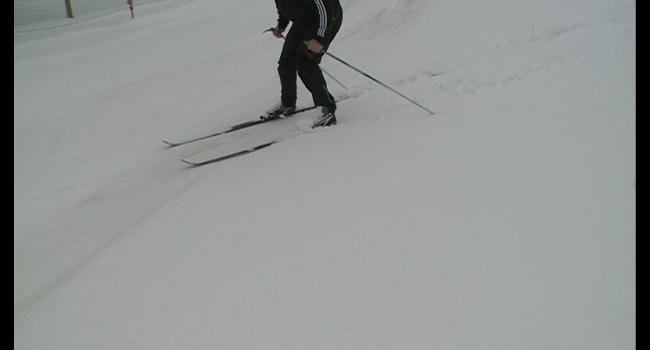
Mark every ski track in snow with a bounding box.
[14,163,211,318]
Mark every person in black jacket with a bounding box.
[267,0,343,127]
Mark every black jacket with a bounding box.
[274,0,342,42]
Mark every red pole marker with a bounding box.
[127,0,134,18]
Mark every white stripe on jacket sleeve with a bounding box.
[313,0,328,37]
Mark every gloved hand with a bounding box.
[306,39,324,53]
[272,26,285,38]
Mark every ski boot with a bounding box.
[262,102,296,121]
[312,106,337,128]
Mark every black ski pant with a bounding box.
[277,11,342,112]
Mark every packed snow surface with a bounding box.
[14,0,635,349]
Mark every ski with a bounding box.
[181,140,279,167]
[163,120,266,147]
[163,95,354,147]
[180,118,338,167]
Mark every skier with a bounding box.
[266,0,343,127]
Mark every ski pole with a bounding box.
[322,51,435,115]
[264,28,347,90]
[127,0,134,18]
[320,66,347,90]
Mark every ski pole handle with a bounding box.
[264,27,286,39]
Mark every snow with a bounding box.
[14,0,635,349]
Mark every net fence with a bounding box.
[14,0,167,32]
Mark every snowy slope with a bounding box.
[14,0,635,349]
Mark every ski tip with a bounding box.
[180,159,199,167]
[162,139,178,147]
